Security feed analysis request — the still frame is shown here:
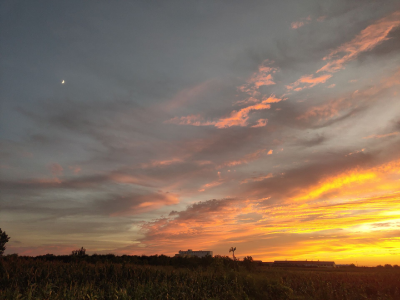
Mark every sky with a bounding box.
[1,0,400,266]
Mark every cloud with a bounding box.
[251,118,268,128]
[166,95,281,128]
[317,11,400,73]
[215,96,282,128]
[287,74,332,91]
[68,165,81,174]
[48,163,63,176]
[198,180,223,192]
[99,192,179,216]
[291,21,306,29]
[218,148,267,169]
[297,67,400,123]
[166,59,281,129]
[241,173,273,184]
[140,158,184,169]
[363,132,399,139]
[238,60,277,97]
[291,16,312,29]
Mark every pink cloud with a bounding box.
[198,180,223,192]
[110,192,179,216]
[219,149,267,169]
[140,158,183,169]
[214,102,271,128]
[291,21,305,29]
[363,132,399,139]
[167,96,281,128]
[241,173,273,184]
[287,74,332,91]
[298,68,400,122]
[214,95,281,128]
[291,16,312,29]
[238,60,277,97]
[317,11,400,73]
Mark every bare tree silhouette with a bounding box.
[229,246,236,260]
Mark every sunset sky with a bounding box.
[1,1,400,266]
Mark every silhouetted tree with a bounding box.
[243,256,254,270]
[229,247,236,260]
[384,264,392,268]
[71,247,86,256]
[0,228,10,256]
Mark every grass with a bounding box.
[1,256,399,299]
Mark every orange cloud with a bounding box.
[291,16,312,29]
[287,74,332,91]
[291,21,305,29]
[363,132,400,139]
[238,61,277,97]
[241,173,273,184]
[215,96,281,128]
[317,11,400,73]
[219,149,267,168]
[297,97,346,121]
[295,159,400,202]
[140,158,184,168]
[132,188,400,265]
[198,180,223,192]
[110,192,179,216]
[298,68,400,122]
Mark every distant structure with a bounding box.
[273,261,336,268]
[175,249,213,258]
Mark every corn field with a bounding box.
[0,258,399,299]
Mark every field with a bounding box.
[1,255,399,300]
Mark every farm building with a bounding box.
[273,261,336,268]
[175,249,213,258]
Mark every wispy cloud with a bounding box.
[287,74,332,91]
[218,149,268,169]
[317,11,400,73]
[241,173,273,184]
[363,132,399,139]
[291,16,312,29]
[166,95,282,128]
[238,60,277,97]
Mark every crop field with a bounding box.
[1,256,399,300]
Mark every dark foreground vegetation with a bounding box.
[1,254,400,300]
